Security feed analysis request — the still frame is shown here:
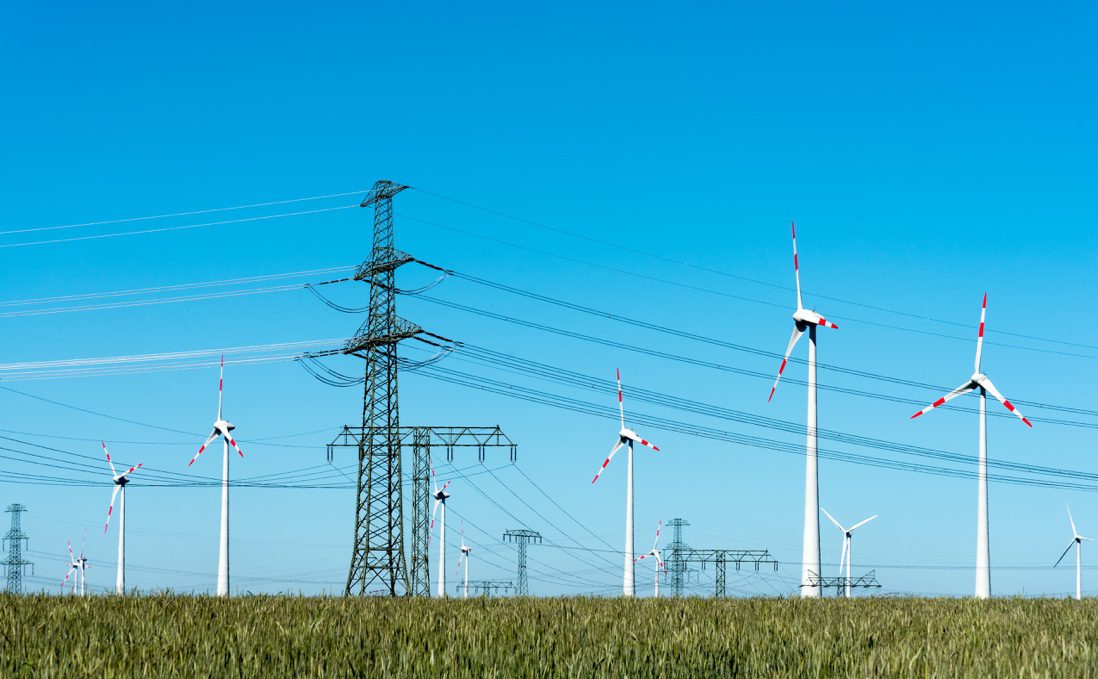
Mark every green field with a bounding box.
[2,595,1096,677]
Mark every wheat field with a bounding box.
[2,595,1096,677]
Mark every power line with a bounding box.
[0,189,368,237]
[0,205,356,250]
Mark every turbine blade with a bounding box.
[838,538,847,577]
[218,354,225,420]
[909,381,977,420]
[768,326,804,402]
[68,539,74,563]
[1068,503,1078,538]
[798,309,839,330]
[974,293,987,373]
[102,441,117,478]
[119,463,144,479]
[821,507,844,533]
[188,431,220,467]
[592,440,625,484]
[978,376,1033,428]
[848,515,878,533]
[652,520,662,551]
[625,431,661,452]
[791,221,803,309]
[439,480,451,494]
[617,368,625,429]
[431,498,440,530]
[104,484,121,533]
[1054,541,1075,568]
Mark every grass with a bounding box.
[2,595,1097,677]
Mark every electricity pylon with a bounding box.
[666,518,691,597]
[3,504,33,594]
[503,529,542,596]
[329,425,516,597]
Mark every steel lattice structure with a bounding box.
[3,504,33,594]
[502,529,542,596]
[666,518,691,597]
[329,425,516,597]
[456,580,515,597]
[662,517,778,597]
[341,180,420,597]
[803,570,882,597]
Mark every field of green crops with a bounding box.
[2,595,1097,677]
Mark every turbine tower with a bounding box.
[910,294,1031,599]
[634,520,666,597]
[103,441,142,595]
[821,508,876,598]
[430,467,451,598]
[768,222,838,598]
[187,356,246,597]
[1055,504,1093,601]
[592,369,662,597]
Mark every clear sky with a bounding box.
[1,1,1096,597]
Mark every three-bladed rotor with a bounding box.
[909,294,1032,427]
[592,370,661,484]
[188,356,246,467]
[634,520,667,574]
[103,441,142,533]
[768,221,838,403]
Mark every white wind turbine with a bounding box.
[430,467,452,598]
[822,508,876,598]
[187,356,245,597]
[592,369,662,598]
[768,222,839,598]
[1054,504,1093,601]
[455,523,472,599]
[61,535,88,596]
[910,294,1031,599]
[103,441,142,595]
[634,520,666,597]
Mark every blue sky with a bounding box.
[1,1,1097,597]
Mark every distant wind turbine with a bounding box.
[103,441,142,595]
[910,294,1031,599]
[768,222,839,598]
[1054,504,1093,601]
[822,508,876,598]
[455,524,472,599]
[430,467,451,598]
[592,369,662,598]
[187,356,245,597]
[634,520,666,597]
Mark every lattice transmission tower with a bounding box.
[3,504,33,594]
[329,425,516,597]
[327,180,518,597]
[342,180,422,596]
[667,518,690,597]
[503,529,542,596]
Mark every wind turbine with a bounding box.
[910,293,1031,599]
[103,441,142,595]
[1054,504,1093,601]
[768,222,838,598]
[61,538,86,596]
[455,523,472,599]
[187,356,245,598]
[634,520,666,597]
[822,508,876,598]
[430,467,451,598]
[592,369,662,598]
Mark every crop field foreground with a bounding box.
[3,595,1098,677]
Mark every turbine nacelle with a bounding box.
[792,308,838,330]
[215,419,236,434]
